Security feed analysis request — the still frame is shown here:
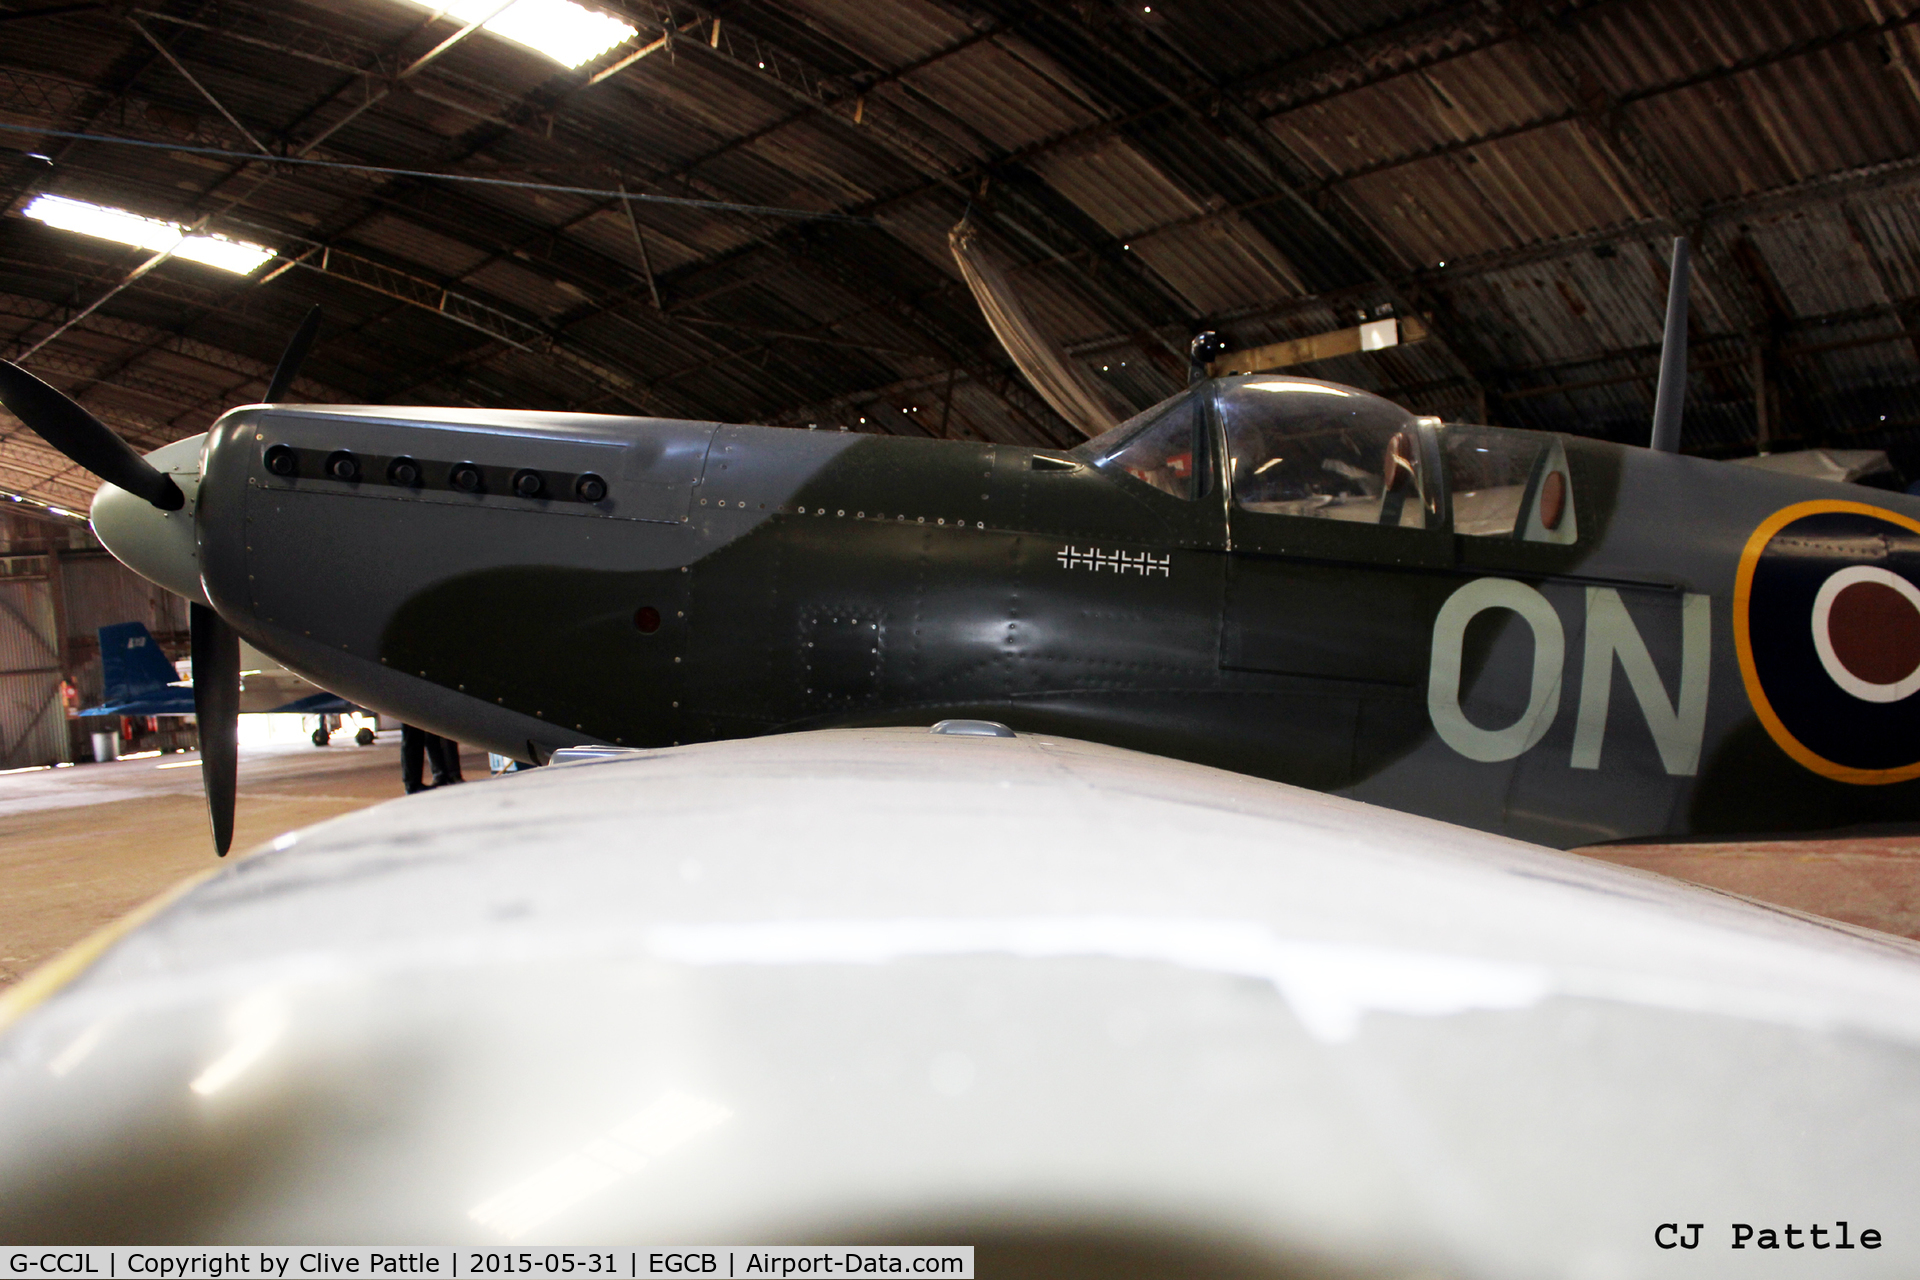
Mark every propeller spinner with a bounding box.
[0,306,324,855]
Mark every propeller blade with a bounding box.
[178,305,322,856]
[263,305,322,404]
[191,602,240,856]
[0,359,183,510]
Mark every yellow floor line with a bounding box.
[0,865,221,1033]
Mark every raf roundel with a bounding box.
[1811,565,1920,703]
[1735,500,1920,783]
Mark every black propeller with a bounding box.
[0,360,184,511]
[192,601,240,855]
[263,305,322,405]
[189,306,325,854]
[0,309,326,855]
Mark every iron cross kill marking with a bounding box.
[1056,546,1172,577]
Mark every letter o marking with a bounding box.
[1429,577,1565,762]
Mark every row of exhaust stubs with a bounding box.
[263,444,607,503]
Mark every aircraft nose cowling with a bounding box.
[89,432,209,607]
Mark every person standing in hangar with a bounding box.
[400,724,463,793]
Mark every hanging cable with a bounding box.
[0,122,878,225]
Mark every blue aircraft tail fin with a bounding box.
[99,622,182,707]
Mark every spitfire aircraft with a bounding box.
[5,255,1920,854]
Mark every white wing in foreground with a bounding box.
[2,728,1918,1274]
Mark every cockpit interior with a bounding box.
[1077,375,1579,546]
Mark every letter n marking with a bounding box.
[1571,588,1710,775]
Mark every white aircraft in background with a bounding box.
[83,620,375,746]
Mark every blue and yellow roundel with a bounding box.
[1735,500,1920,784]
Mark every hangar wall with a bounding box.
[0,515,187,768]
[0,570,61,770]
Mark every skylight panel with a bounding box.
[22,195,273,275]
[399,0,637,70]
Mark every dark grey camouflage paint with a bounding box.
[195,381,1920,848]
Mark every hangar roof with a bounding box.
[4,0,1920,512]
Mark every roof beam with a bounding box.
[72,1,1192,423]
[250,36,1078,436]
[935,0,1498,411]
[0,289,350,402]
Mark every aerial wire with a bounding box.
[0,123,879,225]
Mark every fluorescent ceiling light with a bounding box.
[173,235,275,274]
[398,0,637,70]
[22,194,273,275]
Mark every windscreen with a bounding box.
[1077,391,1202,501]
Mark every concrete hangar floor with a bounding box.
[0,733,492,991]
[1,735,1918,995]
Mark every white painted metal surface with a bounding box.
[87,434,207,608]
[2,728,1918,1274]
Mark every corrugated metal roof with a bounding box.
[1028,135,1304,312]
[902,38,1104,154]
[1268,40,1564,184]
[8,0,1920,490]
[790,0,975,66]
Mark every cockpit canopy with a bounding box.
[1075,375,1577,544]
[1217,375,1428,526]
